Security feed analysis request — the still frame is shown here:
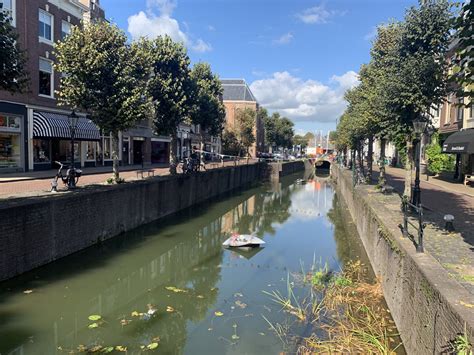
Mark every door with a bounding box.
[122,140,129,165]
[133,140,143,165]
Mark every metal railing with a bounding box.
[400,196,426,253]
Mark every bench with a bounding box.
[136,169,155,179]
[464,174,474,186]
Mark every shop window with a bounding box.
[33,139,51,163]
[85,141,96,161]
[103,136,111,159]
[39,58,53,97]
[39,10,52,42]
[0,133,21,168]
[61,21,71,40]
[59,140,79,162]
[0,114,20,131]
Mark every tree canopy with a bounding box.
[55,20,150,180]
[190,62,226,137]
[261,110,295,149]
[0,11,28,93]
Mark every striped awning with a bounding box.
[33,111,100,141]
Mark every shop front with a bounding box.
[32,111,100,170]
[0,112,24,172]
[151,138,170,164]
[442,128,474,179]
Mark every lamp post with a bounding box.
[411,117,427,206]
[68,110,79,189]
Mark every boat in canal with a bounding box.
[222,233,265,248]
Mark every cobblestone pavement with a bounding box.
[373,166,474,294]
[0,159,258,200]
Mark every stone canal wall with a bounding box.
[332,165,474,355]
[0,163,276,282]
[268,160,307,180]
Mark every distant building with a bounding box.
[221,79,264,157]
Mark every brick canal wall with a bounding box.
[0,163,279,282]
[332,165,474,355]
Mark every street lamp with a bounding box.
[411,117,427,206]
[68,110,79,189]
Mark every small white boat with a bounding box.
[223,234,265,248]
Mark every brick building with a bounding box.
[221,79,264,158]
[0,0,171,173]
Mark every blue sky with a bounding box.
[101,0,417,135]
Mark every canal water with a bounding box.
[0,172,382,354]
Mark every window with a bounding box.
[99,135,112,160]
[61,21,71,40]
[39,10,52,42]
[39,58,53,97]
[85,141,96,161]
[0,0,14,25]
[33,139,51,163]
[470,103,473,119]
[457,98,464,122]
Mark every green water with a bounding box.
[0,173,376,354]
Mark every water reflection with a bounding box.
[0,173,366,355]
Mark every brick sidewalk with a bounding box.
[0,159,258,199]
[373,166,474,293]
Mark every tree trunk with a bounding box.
[404,137,413,198]
[169,130,178,175]
[379,138,387,188]
[111,131,120,182]
[367,135,373,183]
[356,142,365,183]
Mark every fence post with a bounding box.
[417,205,424,253]
[402,196,409,238]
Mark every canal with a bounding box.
[0,172,399,354]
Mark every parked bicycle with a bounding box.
[179,157,206,174]
[51,161,82,192]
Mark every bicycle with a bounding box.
[51,161,82,192]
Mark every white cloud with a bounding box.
[128,11,188,43]
[250,71,359,123]
[146,0,176,16]
[208,25,216,31]
[273,32,294,45]
[296,4,343,24]
[192,39,212,53]
[330,71,359,90]
[127,0,211,53]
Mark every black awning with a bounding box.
[33,111,100,141]
[442,129,474,154]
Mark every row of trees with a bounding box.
[221,108,295,157]
[334,0,461,197]
[0,15,226,180]
[260,108,294,151]
[55,21,226,179]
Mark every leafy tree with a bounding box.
[190,62,226,159]
[425,132,449,175]
[221,130,241,156]
[234,108,256,157]
[293,134,310,148]
[392,0,452,197]
[144,35,194,174]
[263,112,294,150]
[0,11,28,92]
[450,1,473,103]
[55,21,150,181]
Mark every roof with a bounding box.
[221,79,257,102]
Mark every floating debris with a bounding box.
[88,315,102,321]
[165,286,188,293]
[214,311,224,317]
[23,290,33,294]
[166,306,175,313]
